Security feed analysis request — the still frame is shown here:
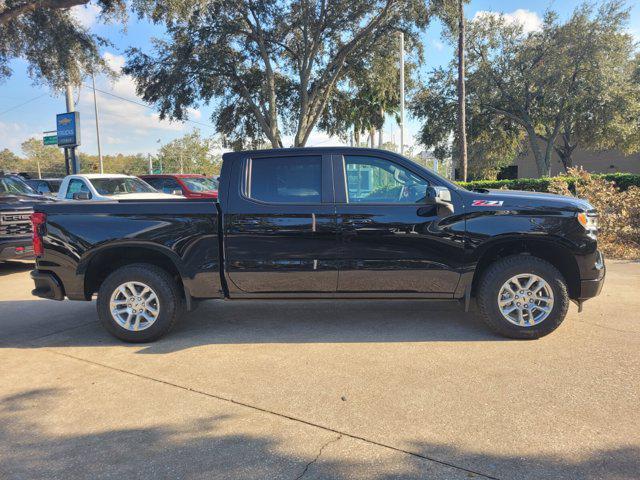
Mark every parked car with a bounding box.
[140,174,218,199]
[30,147,605,342]
[26,178,63,197]
[57,174,180,201]
[0,173,54,262]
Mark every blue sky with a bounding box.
[0,0,638,156]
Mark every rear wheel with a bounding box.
[476,255,569,339]
[97,263,182,342]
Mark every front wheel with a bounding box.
[97,263,183,342]
[476,255,569,339]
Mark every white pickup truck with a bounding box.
[57,174,181,201]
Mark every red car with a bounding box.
[140,174,218,199]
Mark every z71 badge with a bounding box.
[472,200,504,207]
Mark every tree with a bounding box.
[156,130,222,175]
[411,66,523,179]
[429,0,470,180]
[21,138,65,177]
[466,1,639,176]
[0,148,21,172]
[0,0,125,88]
[318,33,418,148]
[125,0,429,149]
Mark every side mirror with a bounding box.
[72,192,91,200]
[425,186,454,215]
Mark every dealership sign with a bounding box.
[56,112,81,147]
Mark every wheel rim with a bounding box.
[109,281,160,331]
[497,274,554,327]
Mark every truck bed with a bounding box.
[33,198,223,302]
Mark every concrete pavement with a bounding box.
[0,260,638,479]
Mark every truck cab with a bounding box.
[57,174,181,201]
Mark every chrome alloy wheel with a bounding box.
[109,281,160,331]
[497,274,554,327]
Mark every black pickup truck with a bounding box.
[1,174,53,262]
[30,148,605,342]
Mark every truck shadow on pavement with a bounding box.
[0,298,509,352]
[0,261,33,277]
[1,388,638,480]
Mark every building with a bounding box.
[512,146,640,178]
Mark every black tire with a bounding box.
[97,263,183,342]
[476,255,569,339]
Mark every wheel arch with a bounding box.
[79,242,191,307]
[471,237,581,299]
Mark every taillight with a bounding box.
[30,212,46,257]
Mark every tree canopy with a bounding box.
[156,130,222,175]
[465,0,640,176]
[318,33,419,147]
[124,0,429,149]
[0,0,125,88]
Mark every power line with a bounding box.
[0,93,48,117]
[81,83,217,131]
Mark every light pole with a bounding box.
[91,72,104,173]
[399,31,405,155]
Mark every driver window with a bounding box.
[344,156,428,204]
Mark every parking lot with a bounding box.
[0,260,638,479]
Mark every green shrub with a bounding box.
[458,173,640,193]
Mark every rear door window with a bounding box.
[245,156,322,204]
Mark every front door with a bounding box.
[224,153,338,294]
[333,153,466,295]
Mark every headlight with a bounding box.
[577,212,598,234]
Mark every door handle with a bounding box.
[343,218,373,228]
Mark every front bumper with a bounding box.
[0,239,34,261]
[31,270,65,301]
[578,250,606,300]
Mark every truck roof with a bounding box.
[67,174,134,179]
[221,147,416,161]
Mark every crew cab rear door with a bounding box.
[222,152,338,294]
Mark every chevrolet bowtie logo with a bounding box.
[58,117,72,126]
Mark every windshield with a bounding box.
[91,177,157,196]
[0,177,37,195]
[181,177,218,192]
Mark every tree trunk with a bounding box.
[354,129,361,147]
[554,133,576,172]
[378,106,384,147]
[370,127,376,148]
[524,125,550,178]
[457,0,468,182]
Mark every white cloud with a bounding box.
[473,8,543,34]
[71,3,101,29]
[0,121,31,151]
[187,107,202,121]
[430,39,445,52]
[76,52,197,155]
[81,52,187,134]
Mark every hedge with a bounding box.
[458,173,640,193]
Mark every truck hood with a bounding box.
[470,189,593,212]
[0,193,56,210]
[109,193,182,200]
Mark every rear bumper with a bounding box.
[0,239,34,261]
[30,270,65,301]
